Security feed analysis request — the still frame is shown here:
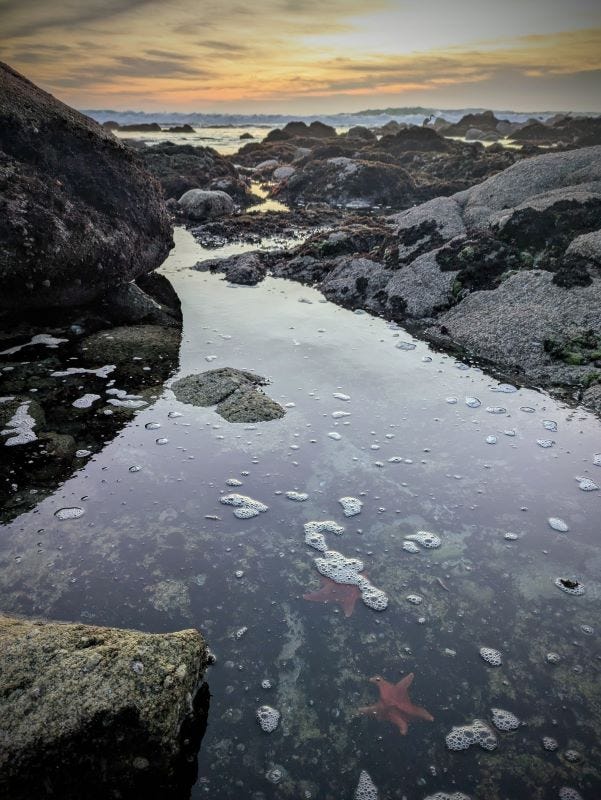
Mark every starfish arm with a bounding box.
[406,703,434,722]
[396,672,414,691]
[386,707,410,735]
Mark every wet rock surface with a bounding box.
[0,62,173,310]
[0,614,210,800]
[171,368,286,422]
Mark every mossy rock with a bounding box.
[171,368,285,423]
[0,614,210,799]
[216,387,285,423]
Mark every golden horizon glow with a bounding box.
[1,1,600,112]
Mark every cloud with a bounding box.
[197,40,250,54]
[1,0,600,111]
[48,55,213,87]
[1,0,159,37]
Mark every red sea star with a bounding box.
[358,673,434,735]
[303,576,362,617]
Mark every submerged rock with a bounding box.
[171,368,285,423]
[0,62,172,310]
[0,614,210,800]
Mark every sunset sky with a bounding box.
[1,0,600,112]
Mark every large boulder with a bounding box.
[178,188,235,221]
[283,157,416,208]
[0,614,210,799]
[0,62,173,310]
[430,270,601,382]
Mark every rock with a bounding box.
[378,120,402,135]
[465,127,485,141]
[388,196,466,262]
[346,126,376,142]
[273,165,296,181]
[430,270,601,379]
[255,158,281,175]
[240,132,254,140]
[565,228,601,263]
[284,157,416,208]
[178,189,235,221]
[135,271,182,318]
[232,119,519,203]
[320,257,392,313]
[512,116,601,147]
[171,368,285,423]
[98,283,181,327]
[264,144,601,403]
[378,126,451,153]
[583,383,601,415]
[0,614,210,800]
[444,111,504,136]
[194,252,266,285]
[166,124,194,133]
[496,120,518,137]
[282,121,336,139]
[119,122,162,132]
[461,146,601,230]
[263,128,291,143]
[139,143,250,202]
[216,387,285,423]
[0,62,173,310]
[385,250,458,318]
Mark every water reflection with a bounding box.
[0,229,599,799]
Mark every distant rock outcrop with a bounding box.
[511,116,601,147]
[0,62,173,310]
[443,110,505,136]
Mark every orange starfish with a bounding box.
[303,576,362,617]
[358,673,434,735]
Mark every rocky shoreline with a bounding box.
[189,145,601,415]
[1,60,601,796]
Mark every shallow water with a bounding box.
[1,228,600,799]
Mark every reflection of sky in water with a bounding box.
[1,228,600,799]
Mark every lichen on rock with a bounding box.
[0,614,210,800]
